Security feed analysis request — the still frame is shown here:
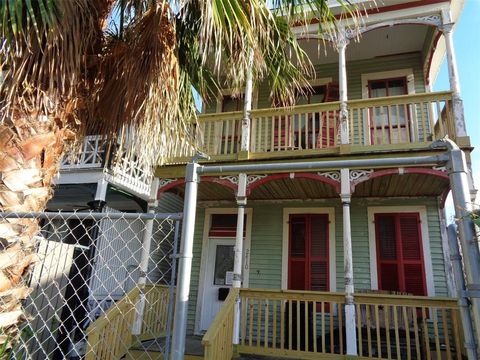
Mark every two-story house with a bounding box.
[30,1,479,359]
[149,0,479,359]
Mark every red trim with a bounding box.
[247,172,340,196]
[157,176,237,198]
[352,168,449,191]
[293,0,447,26]
[375,213,427,296]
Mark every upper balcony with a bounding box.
[167,90,458,164]
[163,1,468,165]
[58,136,154,199]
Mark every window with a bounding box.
[368,77,409,144]
[288,214,329,291]
[209,214,245,237]
[375,213,427,296]
[221,95,244,112]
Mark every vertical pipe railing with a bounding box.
[448,224,478,359]
[171,160,201,360]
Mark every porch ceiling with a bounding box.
[300,24,430,65]
[249,177,338,200]
[170,182,236,201]
[353,173,450,198]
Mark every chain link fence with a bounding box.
[1,210,182,360]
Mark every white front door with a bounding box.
[199,238,235,331]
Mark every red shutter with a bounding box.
[375,213,426,296]
[289,214,329,292]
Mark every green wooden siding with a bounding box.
[186,196,448,334]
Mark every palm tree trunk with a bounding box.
[0,114,67,345]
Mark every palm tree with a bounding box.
[0,0,358,348]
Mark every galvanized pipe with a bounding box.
[435,138,480,351]
[447,224,478,360]
[171,162,200,360]
[198,154,449,175]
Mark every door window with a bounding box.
[213,245,234,285]
[288,214,329,291]
[368,78,409,144]
[375,213,427,296]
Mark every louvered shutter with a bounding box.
[288,215,329,292]
[399,215,426,295]
[289,216,307,290]
[310,215,329,291]
[375,213,426,295]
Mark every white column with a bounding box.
[338,29,350,145]
[241,51,254,152]
[340,168,357,355]
[233,173,247,344]
[441,10,466,137]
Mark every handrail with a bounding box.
[346,91,452,107]
[85,286,140,360]
[202,287,239,359]
[85,284,174,360]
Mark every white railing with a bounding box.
[60,136,153,197]
[60,135,105,169]
[106,154,154,197]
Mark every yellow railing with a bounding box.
[85,284,174,360]
[197,111,243,157]
[233,288,464,360]
[164,91,456,163]
[347,91,454,147]
[354,292,464,360]
[202,287,239,360]
[250,102,341,152]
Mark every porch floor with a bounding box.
[129,336,293,360]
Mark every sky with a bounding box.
[433,0,480,220]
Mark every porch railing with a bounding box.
[202,287,239,360]
[225,288,464,360]
[59,136,154,197]
[168,91,455,163]
[85,284,173,360]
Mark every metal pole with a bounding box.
[233,174,247,344]
[132,204,157,335]
[165,220,181,360]
[447,224,478,360]
[171,161,200,360]
[340,168,357,355]
[436,139,480,346]
[199,154,449,175]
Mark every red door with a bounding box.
[288,214,329,291]
[375,213,427,296]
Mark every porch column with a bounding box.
[440,10,466,137]
[233,173,247,344]
[241,51,254,153]
[340,168,357,355]
[337,28,350,145]
[132,179,160,335]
